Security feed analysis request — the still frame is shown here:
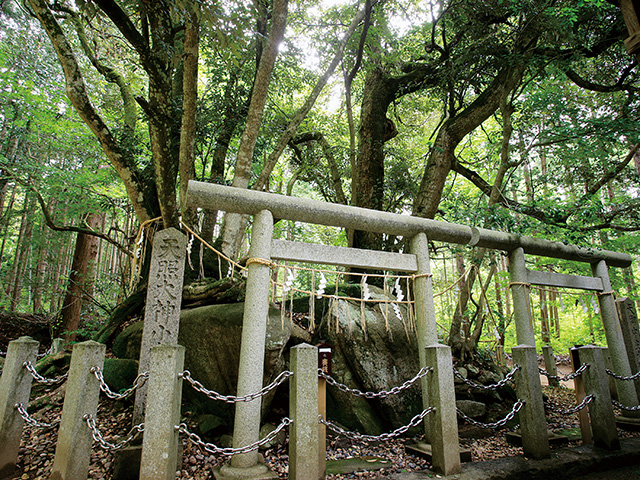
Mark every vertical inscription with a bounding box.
[616,297,640,394]
[133,228,187,424]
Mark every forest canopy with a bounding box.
[1,0,639,353]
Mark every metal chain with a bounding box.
[612,399,640,412]
[456,399,524,429]
[84,414,144,451]
[91,367,148,400]
[606,368,640,382]
[177,417,292,455]
[319,407,435,442]
[180,369,293,403]
[453,365,519,392]
[319,367,432,399]
[539,363,589,382]
[15,403,59,429]
[36,344,55,359]
[23,361,68,385]
[546,394,594,415]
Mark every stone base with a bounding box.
[405,442,472,463]
[212,463,279,480]
[616,415,640,431]
[505,431,569,447]
[326,457,391,475]
[112,445,142,480]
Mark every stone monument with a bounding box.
[133,227,187,424]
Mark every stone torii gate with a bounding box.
[185,180,635,479]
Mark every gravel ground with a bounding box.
[4,384,639,480]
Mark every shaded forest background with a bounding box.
[1,0,640,357]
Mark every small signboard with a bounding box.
[318,343,332,376]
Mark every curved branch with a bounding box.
[564,64,638,93]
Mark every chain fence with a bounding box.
[84,414,145,451]
[453,366,519,392]
[320,407,436,443]
[456,399,524,429]
[539,363,588,382]
[606,368,640,382]
[23,361,68,385]
[177,417,292,455]
[180,369,293,403]
[15,403,59,429]
[612,399,640,412]
[545,394,594,415]
[319,367,432,399]
[91,367,148,400]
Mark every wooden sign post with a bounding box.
[318,343,332,480]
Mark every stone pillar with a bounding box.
[140,344,185,480]
[616,297,640,394]
[0,337,39,476]
[512,345,550,459]
[51,338,66,355]
[570,347,592,445]
[52,341,105,480]
[542,345,559,387]
[222,209,276,478]
[289,344,319,480]
[509,248,535,345]
[134,227,187,424]
[425,345,461,476]
[410,232,438,441]
[578,346,620,450]
[592,260,639,415]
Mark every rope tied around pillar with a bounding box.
[245,257,276,268]
[508,281,531,288]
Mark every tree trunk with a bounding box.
[219,0,289,259]
[58,213,102,342]
[9,191,36,311]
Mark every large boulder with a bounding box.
[315,285,424,435]
[112,302,291,428]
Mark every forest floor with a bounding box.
[3,381,639,480]
[2,319,639,479]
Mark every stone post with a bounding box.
[592,260,639,416]
[542,345,559,387]
[410,232,438,441]
[578,346,620,450]
[424,344,461,475]
[509,248,535,345]
[512,345,550,459]
[616,297,640,394]
[51,338,66,355]
[52,341,105,480]
[219,209,277,479]
[289,344,319,480]
[134,227,187,424]
[0,337,39,476]
[140,344,185,480]
[570,347,592,445]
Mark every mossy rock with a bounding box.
[112,322,144,360]
[102,358,139,394]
